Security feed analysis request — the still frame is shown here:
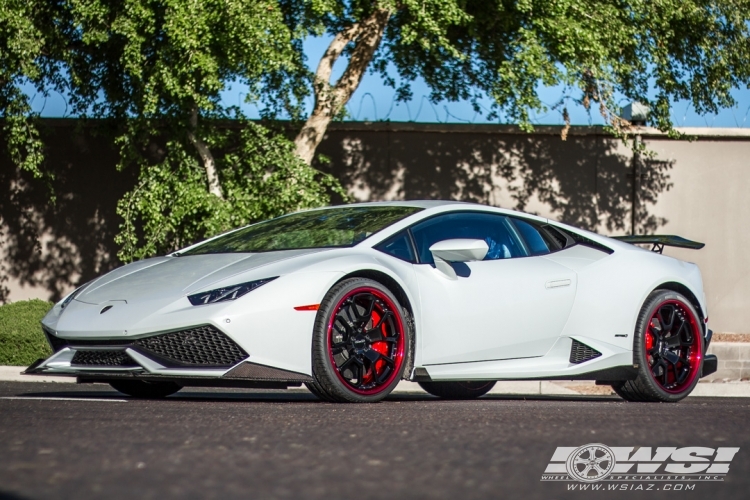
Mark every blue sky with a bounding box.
[26,35,750,128]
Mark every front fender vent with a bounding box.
[570,339,602,364]
[133,325,248,367]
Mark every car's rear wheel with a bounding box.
[308,278,410,403]
[109,380,181,398]
[613,290,704,403]
[418,381,496,400]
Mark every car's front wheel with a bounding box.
[613,290,704,402]
[109,380,181,399]
[308,278,411,403]
[418,381,496,400]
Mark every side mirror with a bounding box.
[428,239,488,279]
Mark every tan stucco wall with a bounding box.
[2,121,749,333]
[642,138,750,333]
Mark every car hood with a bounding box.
[76,249,328,305]
[46,248,333,337]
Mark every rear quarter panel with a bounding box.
[557,245,706,353]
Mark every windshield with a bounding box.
[182,206,423,255]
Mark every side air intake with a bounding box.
[569,339,602,364]
[71,350,138,367]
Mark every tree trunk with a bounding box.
[294,9,390,165]
[187,106,223,199]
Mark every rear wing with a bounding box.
[612,235,705,254]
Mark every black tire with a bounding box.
[109,380,181,399]
[308,278,412,403]
[613,289,704,403]
[418,381,496,400]
[304,381,335,402]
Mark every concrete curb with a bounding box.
[3,366,750,397]
[0,366,74,383]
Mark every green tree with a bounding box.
[71,0,349,262]
[282,0,750,162]
[0,0,63,179]
[2,0,344,263]
[4,1,750,263]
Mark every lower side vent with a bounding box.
[133,325,248,367]
[569,339,602,364]
[71,350,137,367]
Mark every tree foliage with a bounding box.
[115,119,342,261]
[280,0,750,158]
[3,0,750,263]
[2,0,344,263]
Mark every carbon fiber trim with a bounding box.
[223,362,313,382]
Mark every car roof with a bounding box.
[342,200,632,253]
[313,200,467,209]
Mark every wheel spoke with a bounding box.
[338,355,357,372]
[375,352,395,369]
[680,335,694,347]
[365,310,392,335]
[658,305,675,333]
[331,340,349,349]
[650,318,663,336]
[351,294,377,325]
[340,356,365,387]
[651,358,666,381]
[675,365,690,384]
[677,321,694,346]
[364,349,381,364]
[334,316,353,335]
[367,330,399,343]
[665,334,681,349]
[663,349,680,366]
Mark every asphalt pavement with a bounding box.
[0,381,748,500]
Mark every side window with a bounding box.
[410,212,528,264]
[375,230,417,263]
[511,218,551,256]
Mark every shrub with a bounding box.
[0,299,54,366]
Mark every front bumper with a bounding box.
[25,324,312,387]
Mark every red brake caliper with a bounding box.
[645,330,654,352]
[363,310,389,384]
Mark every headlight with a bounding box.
[60,281,93,309]
[187,277,277,306]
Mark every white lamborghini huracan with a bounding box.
[27,201,717,403]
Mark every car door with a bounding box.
[411,212,577,365]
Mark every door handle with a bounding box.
[545,279,571,289]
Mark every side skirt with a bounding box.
[410,365,638,383]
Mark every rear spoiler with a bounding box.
[612,235,705,254]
